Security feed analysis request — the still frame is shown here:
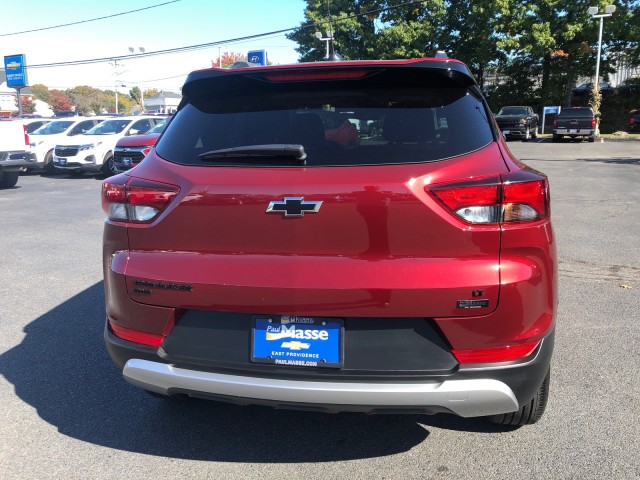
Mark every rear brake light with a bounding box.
[429,171,549,224]
[142,147,152,156]
[631,118,635,125]
[23,124,29,146]
[109,320,164,347]
[591,117,597,128]
[452,340,540,364]
[102,174,180,223]
[264,69,370,82]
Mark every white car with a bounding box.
[29,117,107,173]
[53,116,164,175]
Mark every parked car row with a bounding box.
[27,115,167,175]
[571,80,640,96]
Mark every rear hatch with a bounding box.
[117,61,506,318]
[555,108,594,129]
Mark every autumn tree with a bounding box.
[49,90,74,113]
[20,96,36,114]
[144,89,160,99]
[211,51,248,67]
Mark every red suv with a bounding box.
[102,58,557,426]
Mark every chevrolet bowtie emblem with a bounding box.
[266,197,322,217]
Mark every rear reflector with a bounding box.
[452,340,540,364]
[102,174,180,223]
[109,320,164,347]
[429,170,549,224]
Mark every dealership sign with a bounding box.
[4,54,28,88]
[247,50,267,66]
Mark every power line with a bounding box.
[0,0,181,37]
[26,0,428,70]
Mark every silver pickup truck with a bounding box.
[552,107,596,142]
[0,120,31,188]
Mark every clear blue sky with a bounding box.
[1,0,308,92]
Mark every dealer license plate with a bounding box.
[57,158,67,166]
[251,315,343,368]
[569,129,578,133]
[502,130,510,135]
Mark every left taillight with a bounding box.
[429,170,549,225]
[23,124,30,146]
[102,174,180,223]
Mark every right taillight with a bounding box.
[23,124,29,146]
[591,117,597,128]
[553,119,557,128]
[429,171,549,225]
[630,118,635,125]
[102,174,180,223]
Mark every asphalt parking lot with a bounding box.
[1,140,638,479]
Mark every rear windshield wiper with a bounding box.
[199,144,307,164]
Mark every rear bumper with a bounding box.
[124,359,519,416]
[498,126,527,137]
[553,128,595,137]
[0,151,32,171]
[108,323,554,416]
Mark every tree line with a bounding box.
[26,84,160,115]
[287,0,640,111]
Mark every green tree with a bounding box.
[67,85,111,115]
[287,1,447,61]
[129,86,142,107]
[30,84,51,103]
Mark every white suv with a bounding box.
[53,116,164,175]
[29,117,107,173]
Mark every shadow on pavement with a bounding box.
[0,283,509,462]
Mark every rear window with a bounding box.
[558,108,593,118]
[157,76,493,167]
[33,121,74,135]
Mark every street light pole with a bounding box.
[314,31,333,59]
[588,5,616,136]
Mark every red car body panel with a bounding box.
[115,132,161,148]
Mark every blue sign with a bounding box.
[4,54,28,87]
[543,106,561,115]
[247,50,267,66]
[252,316,342,368]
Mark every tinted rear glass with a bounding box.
[33,121,74,135]
[558,108,593,117]
[157,77,493,167]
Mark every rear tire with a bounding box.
[532,125,538,139]
[0,171,19,188]
[552,134,560,143]
[522,127,530,141]
[488,368,550,426]
[588,136,595,143]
